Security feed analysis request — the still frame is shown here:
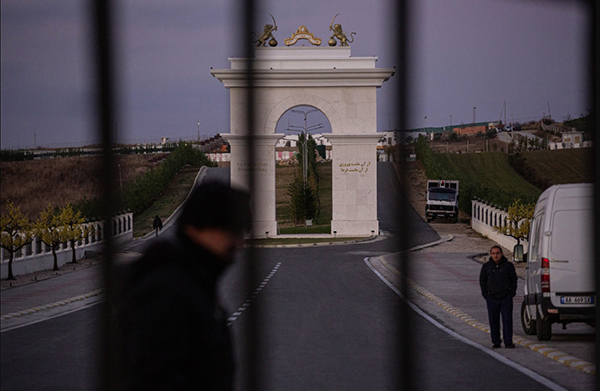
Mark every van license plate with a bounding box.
[560,296,595,304]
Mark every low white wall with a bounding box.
[207,152,231,162]
[470,200,528,252]
[1,213,133,279]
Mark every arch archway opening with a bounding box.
[273,105,332,234]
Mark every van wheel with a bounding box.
[536,307,552,341]
[521,301,536,335]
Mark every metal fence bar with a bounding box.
[393,1,415,390]
[241,1,260,390]
[588,0,598,357]
[90,0,119,390]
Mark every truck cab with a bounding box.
[425,180,459,223]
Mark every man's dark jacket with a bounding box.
[479,256,518,300]
[113,235,234,390]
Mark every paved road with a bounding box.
[1,163,595,391]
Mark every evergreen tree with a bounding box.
[288,134,321,225]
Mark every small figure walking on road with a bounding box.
[479,245,518,349]
[152,215,162,237]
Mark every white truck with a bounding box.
[520,183,595,340]
[425,180,459,223]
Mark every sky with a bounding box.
[0,0,591,150]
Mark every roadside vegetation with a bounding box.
[1,143,215,277]
[75,142,215,219]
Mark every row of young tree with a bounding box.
[1,202,93,280]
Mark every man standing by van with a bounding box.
[479,245,518,348]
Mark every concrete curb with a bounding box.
[1,289,104,322]
[252,234,382,248]
[407,234,454,252]
[376,255,596,376]
[253,230,453,250]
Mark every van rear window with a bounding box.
[551,210,594,259]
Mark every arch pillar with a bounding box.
[222,133,281,238]
[327,134,381,236]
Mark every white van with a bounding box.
[520,183,595,340]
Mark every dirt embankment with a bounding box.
[1,154,168,220]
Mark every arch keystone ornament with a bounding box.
[284,25,322,46]
[211,45,394,238]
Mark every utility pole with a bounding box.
[547,102,552,121]
[34,127,37,149]
[473,106,476,124]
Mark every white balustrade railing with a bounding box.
[1,212,133,279]
[471,200,528,252]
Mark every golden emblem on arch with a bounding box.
[284,25,322,46]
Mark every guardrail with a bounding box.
[1,213,133,279]
[470,199,528,252]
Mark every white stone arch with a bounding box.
[211,47,394,237]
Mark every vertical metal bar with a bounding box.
[588,0,598,356]
[393,1,415,390]
[90,1,118,390]
[241,1,259,390]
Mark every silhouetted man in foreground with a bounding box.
[113,181,251,390]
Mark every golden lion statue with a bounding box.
[330,23,355,46]
[253,14,278,47]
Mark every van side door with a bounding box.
[526,213,544,305]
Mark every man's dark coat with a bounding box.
[113,235,234,390]
[479,255,518,300]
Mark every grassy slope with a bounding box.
[133,166,200,237]
[521,148,594,186]
[428,148,593,211]
[437,152,541,204]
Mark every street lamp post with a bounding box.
[288,109,323,185]
[197,119,200,141]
